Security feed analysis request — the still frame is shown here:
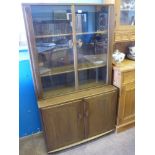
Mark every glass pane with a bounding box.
[120,0,135,25]
[31,5,75,96]
[75,5,109,88]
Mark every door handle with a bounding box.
[85,111,89,117]
[78,113,82,120]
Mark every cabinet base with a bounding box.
[48,129,115,154]
[116,120,135,133]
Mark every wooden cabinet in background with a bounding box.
[113,59,135,132]
[40,85,117,153]
[114,0,135,42]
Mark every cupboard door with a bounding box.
[84,91,117,138]
[41,100,84,152]
[119,82,135,124]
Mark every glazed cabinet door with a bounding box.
[118,81,135,124]
[41,100,84,152]
[84,91,117,138]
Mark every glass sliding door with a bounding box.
[31,5,75,97]
[75,5,109,89]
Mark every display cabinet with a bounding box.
[22,3,114,99]
[22,3,117,153]
[114,0,135,42]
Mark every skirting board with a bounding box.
[48,129,115,154]
[116,120,135,133]
[19,131,43,143]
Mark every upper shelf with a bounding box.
[35,30,108,39]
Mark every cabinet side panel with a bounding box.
[22,4,43,99]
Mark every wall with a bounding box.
[19,0,104,138]
[19,51,42,137]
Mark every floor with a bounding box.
[19,127,135,155]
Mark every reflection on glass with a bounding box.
[78,67,107,88]
[31,5,75,95]
[41,72,75,95]
[75,5,108,33]
[120,0,135,25]
[75,5,109,87]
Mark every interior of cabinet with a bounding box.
[23,4,114,99]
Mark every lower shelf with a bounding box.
[43,81,106,99]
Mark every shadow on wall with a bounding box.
[19,50,42,138]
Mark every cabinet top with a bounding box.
[113,59,135,72]
[38,85,117,108]
[22,3,114,6]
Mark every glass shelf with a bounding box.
[39,61,106,77]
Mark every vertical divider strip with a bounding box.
[107,5,115,84]
[71,5,79,90]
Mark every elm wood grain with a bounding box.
[84,91,117,138]
[40,86,117,153]
[22,5,43,99]
[43,81,105,99]
[41,100,84,152]
[38,85,117,108]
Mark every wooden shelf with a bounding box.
[35,30,108,39]
[43,81,106,100]
[40,62,106,77]
[76,30,108,36]
[35,33,72,39]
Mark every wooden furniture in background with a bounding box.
[114,0,135,42]
[113,59,135,132]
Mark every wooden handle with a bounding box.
[85,111,89,117]
[78,113,82,120]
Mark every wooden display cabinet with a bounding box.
[22,3,117,153]
[113,59,135,132]
[114,0,135,42]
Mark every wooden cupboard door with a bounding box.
[41,100,84,152]
[119,82,135,124]
[84,91,117,138]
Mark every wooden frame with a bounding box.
[22,3,115,99]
